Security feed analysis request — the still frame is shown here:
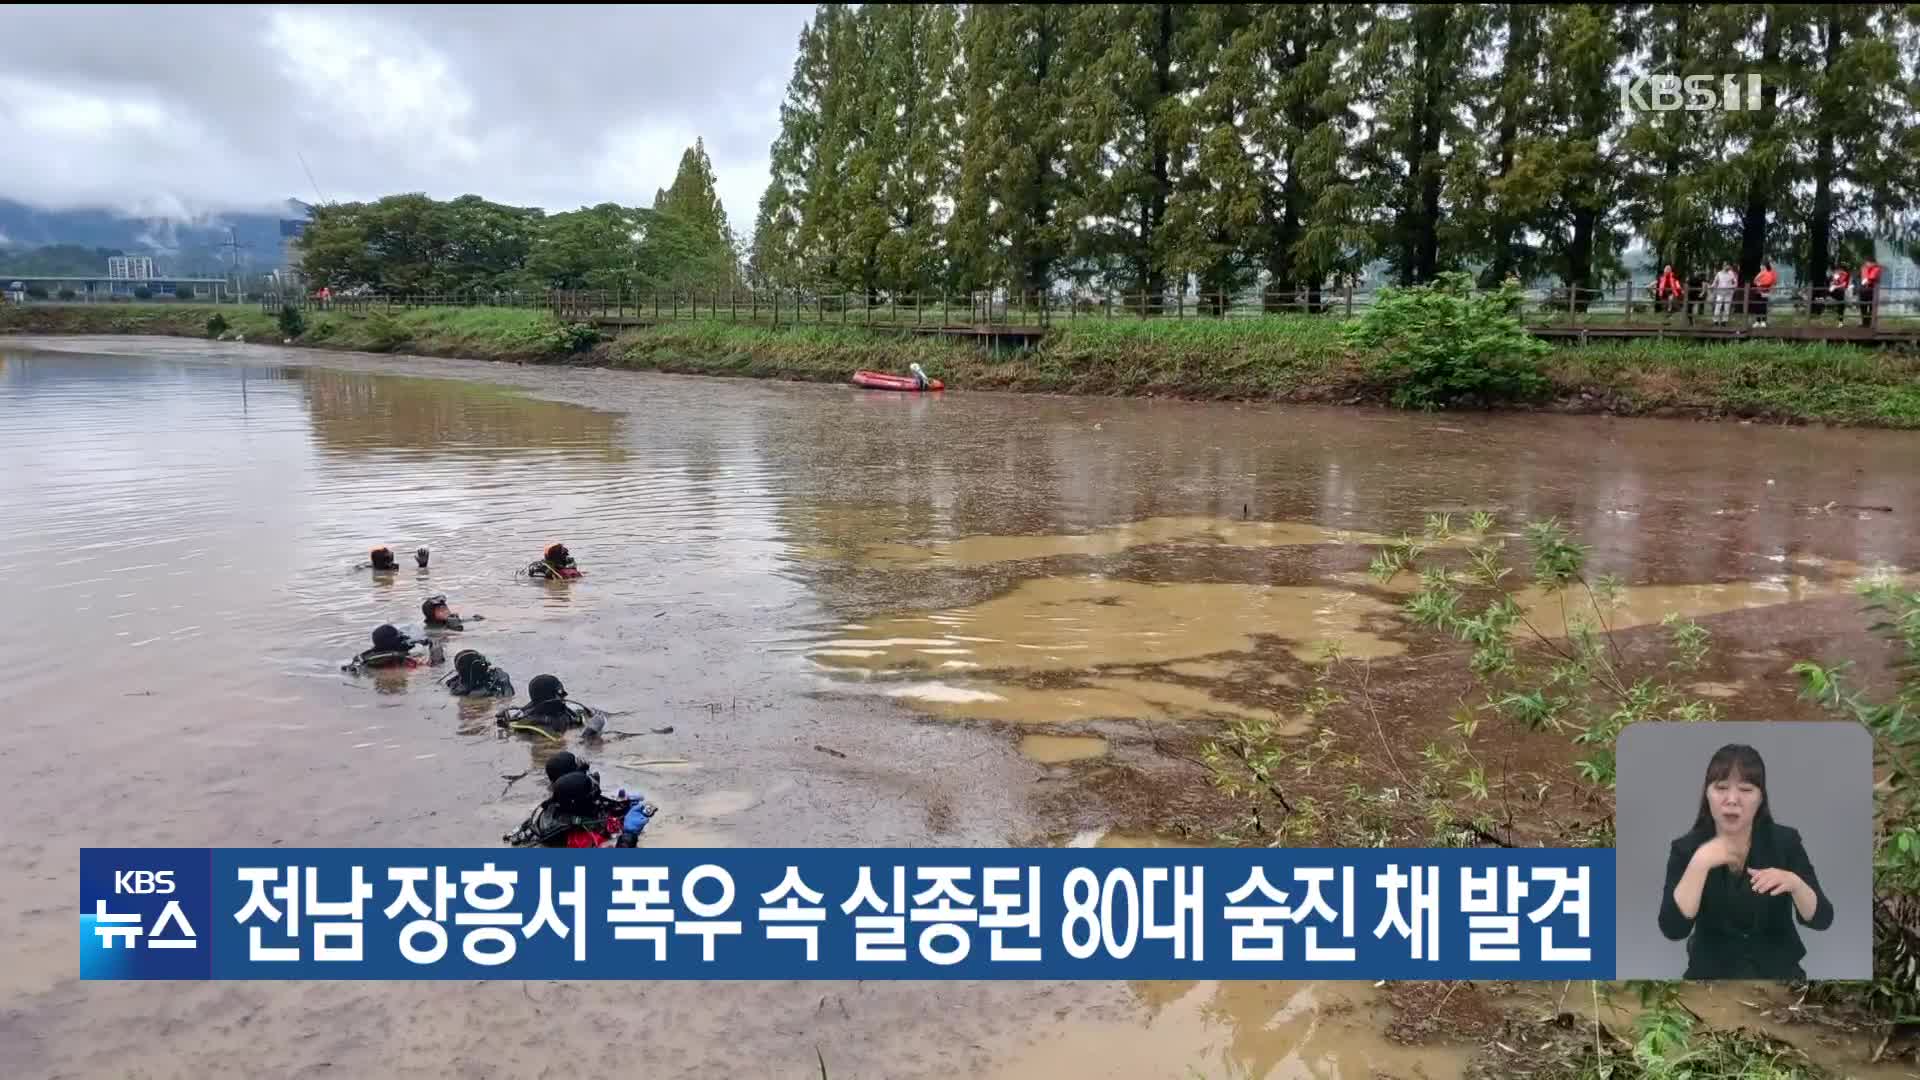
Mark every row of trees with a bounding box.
[750,3,1920,305]
[0,244,136,277]
[294,140,738,295]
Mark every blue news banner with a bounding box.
[81,847,1614,981]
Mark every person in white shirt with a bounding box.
[1711,264,1738,326]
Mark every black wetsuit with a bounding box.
[347,648,417,672]
[498,697,597,731]
[447,667,514,697]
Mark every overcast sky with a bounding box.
[0,4,812,230]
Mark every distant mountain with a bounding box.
[0,198,309,275]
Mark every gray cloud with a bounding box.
[0,3,810,232]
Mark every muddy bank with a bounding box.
[10,302,1920,428]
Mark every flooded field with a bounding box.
[4,336,1918,1078]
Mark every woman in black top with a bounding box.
[1658,743,1834,979]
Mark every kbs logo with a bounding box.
[115,870,176,895]
[1620,73,1764,113]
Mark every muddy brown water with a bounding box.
[4,336,1918,1079]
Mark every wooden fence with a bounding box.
[260,283,1920,337]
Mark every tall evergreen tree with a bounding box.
[1456,3,1548,286]
[1163,4,1261,312]
[653,138,737,287]
[747,2,1920,307]
[1248,3,1372,308]
[749,175,800,287]
[948,3,1074,296]
[1620,2,1726,277]
[1352,3,1487,285]
[658,139,733,251]
[1711,4,1806,282]
[861,3,960,298]
[757,4,861,288]
[1060,3,1192,309]
[1534,4,1634,296]
[1792,4,1910,285]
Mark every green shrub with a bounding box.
[1344,270,1550,409]
[205,313,229,338]
[277,304,305,340]
[56,288,76,301]
[133,286,153,300]
[24,285,47,300]
[544,321,600,354]
[174,285,194,300]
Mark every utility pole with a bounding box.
[222,228,254,303]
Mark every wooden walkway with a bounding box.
[563,313,1919,348]
[543,286,1920,348]
[1530,323,1920,345]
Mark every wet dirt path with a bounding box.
[5,336,1919,1078]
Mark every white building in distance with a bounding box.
[107,255,155,281]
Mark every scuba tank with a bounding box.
[503,772,636,848]
[496,674,604,734]
[527,543,582,579]
[345,623,424,672]
[445,650,514,697]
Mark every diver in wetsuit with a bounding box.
[526,544,582,580]
[422,594,482,632]
[344,623,442,673]
[543,750,593,789]
[496,674,604,734]
[909,362,930,390]
[360,547,400,572]
[503,771,656,848]
[443,649,514,697]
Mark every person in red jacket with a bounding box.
[526,543,583,580]
[1858,259,1882,328]
[1751,263,1778,329]
[1655,265,1683,322]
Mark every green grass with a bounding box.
[1547,338,1920,425]
[0,302,569,361]
[0,302,279,339]
[9,302,1920,427]
[296,306,566,356]
[611,321,981,383]
[609,316,1362,399]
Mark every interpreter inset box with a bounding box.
[1614,721,1872,980]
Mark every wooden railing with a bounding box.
[260,283,1920,334]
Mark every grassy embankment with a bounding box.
[613,317,1920,426]
[0,303,572,361]
[7,302,1920,427]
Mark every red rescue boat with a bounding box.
[851,370,944,392]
